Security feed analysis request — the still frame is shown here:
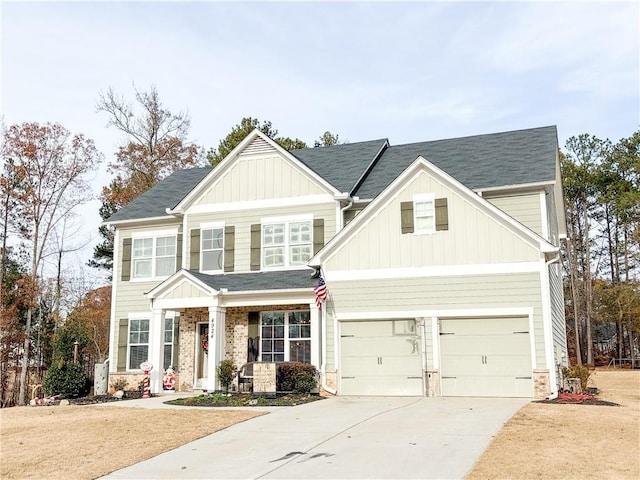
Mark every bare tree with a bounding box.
[1,122,101,404]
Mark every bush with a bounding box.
[563,365,593,392]
[217,359,236,393]
[43,361,88,398]
[277,362,318,393]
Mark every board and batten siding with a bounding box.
[329,272,548,368]
[186,203,337,272]
[485,192,544,237]
[326,171,540,271]
[195,151,328,205]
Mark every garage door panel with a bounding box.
[439,317,533,398]
[340,320,423,396]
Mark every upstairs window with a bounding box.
[131,234,177,279]
[201,227,224,272]
[401,195,448,234]
[414,193,435,234]
[262,218,312,268]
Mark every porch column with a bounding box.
[205,306,226,392]
[149,309,166,394]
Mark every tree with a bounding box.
[206,117,308,166]
[314,131,342,147]
[64,286,111,362]
[1,122,99,405]
[90,85,204,271]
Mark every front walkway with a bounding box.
[100,395,529,479]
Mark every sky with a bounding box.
[1,0,639,286]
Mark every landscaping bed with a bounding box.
[165,392,325,407]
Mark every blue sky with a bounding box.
[1,0,639,282]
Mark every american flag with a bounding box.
[314,276,328,309]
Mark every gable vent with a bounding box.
[240,137,276,156]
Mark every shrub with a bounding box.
[110,378,128,392]
[563,365,593,392]
[277,362,318,393]
[217,359,237,393]
[43,361,88,398]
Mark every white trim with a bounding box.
[539,191,549,241]
[325,262,541,282]
[337,307,534,321]
[476,180,555,194]
[182,215,188,269]
[186,194,334,214]
[109,228,121,372]
[260,213,313,224]
[199,221,225,230]
[131,228,178,238]
[103,215,178,227]
[412,192,436,235]
[128,311,152,320]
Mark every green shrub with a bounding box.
[43,361,88,398]
[217,359,237,393]
[110,378,128,391]
[563,365,593,392]
[277,362,318,393]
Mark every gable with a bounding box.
[162,279,214,299]
[195,138,331,205]
[313,156,557,273]
[324,169,541,271]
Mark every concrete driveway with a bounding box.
[101,395,528,480]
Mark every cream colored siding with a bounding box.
[186,203,336,272]
[546,187,560,245]
[164,280,210,299]
[330,272,547,367]
[549,262,567,365]
[196,153,327,205]
[327,172,539,271]
[325,303,337,370]
[486,192,543,236]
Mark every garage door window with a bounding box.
[260,310,311,363]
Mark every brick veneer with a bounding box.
[533,369,551,399]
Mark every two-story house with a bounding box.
[105,125,568,399]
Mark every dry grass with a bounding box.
[0,405,262,479]
[1,370,638,480]
[467,369,640,480]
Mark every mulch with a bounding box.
[535,391,620,406]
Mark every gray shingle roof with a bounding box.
[353,126,558,199]
[106,167,212,223]
[107,126,558,223]
[291,139,388,193]
[189,269,317,292]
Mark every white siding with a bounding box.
[486,192,543,236]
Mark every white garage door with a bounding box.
[439,317,533,397]
[340,320,423,396]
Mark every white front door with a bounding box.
[195,323,209,389]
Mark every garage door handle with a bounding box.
[341,376,355,379]
[341,335,355,338]
[441,376,457,379]
[515,376,532,380]
[407,376,422,379]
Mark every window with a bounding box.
[201,227,224,272]
[260,310,311,363]
[414,193,435,234]
[163,317,174,370]
[128,319,149,370]
[132,235,176,279]
[262,220,312,268]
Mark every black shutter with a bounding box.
[176,233,183,271]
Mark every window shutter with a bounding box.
[224,226,235,272]
[435,198,449,231]
[313,218,325,254]
[250,224,261,271]
[190,229,200,271]
[176,234,183,271]
[172,318,180,369]
[121,238,132,281]
[400,202,414,234]
[117,319,128,372]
